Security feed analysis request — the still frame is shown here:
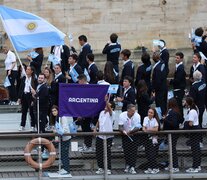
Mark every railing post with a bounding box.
[103,138,108,180]
[168,133,173,180]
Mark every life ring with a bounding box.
[24,137,56,169]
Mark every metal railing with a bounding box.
[0,129,206,180]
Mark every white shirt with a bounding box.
[53,45,62,59]
[185,109,199,126]
[98,111,115,139]
[24,77,32,93]
[193,62,201,72]
[97,80,110,85]
[143,117,158,129]
[143,116,159,143]
[175,62,183,71]
[119,111,141,133]
[4,50,17,71]
[123,59,131,66]
[54,72,62,80]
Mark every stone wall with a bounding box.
[0,0,207,52]
[0,0,204,83]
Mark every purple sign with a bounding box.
[59,83,109,117]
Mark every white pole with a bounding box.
[0,14,26,76]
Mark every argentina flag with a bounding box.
[0,6,65,52]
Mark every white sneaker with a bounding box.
[58,168,69,175]
[19,126,25,131]
[186,167,200,173]
[165,167,180,173]
[30,127,35,132]
[96,168,104,174]
[151,168,159,174]
[200,142,204,148]
[124,165,130,173]
[129,167,136,174]
[144,168,153,174]
[107,169,111,175]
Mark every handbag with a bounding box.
[4,76,11,87]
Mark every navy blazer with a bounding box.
[122,87,136,112]
[88,63,98,84]
[120,60,135,84]
[171,64,186,90]
[78,43,92,70]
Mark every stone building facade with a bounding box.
[0,0,206,83]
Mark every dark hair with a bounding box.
[137,80,148,96]
[54,64,62,69]
[104,61,115,84]
[109,101,116,111]
[141,52,151,65]
[195,27,204,37]
[152,51,160,62]
[78,74,87,81]
[123,75,133,84]
[35,47,43,55]
[50,105,59,124]
[78,35,87,42]
[149,107,160,130]
[110,33,118,43]
[168,98,181,115]
[121,49,131,58]
[70,54,78,62]
[185,97,197,111]
[194,52,201,61]
[87,53,94,62]
[159,39,166,46]
[175,52,184,59]
[96,70,104,81]
[38,73,46,78]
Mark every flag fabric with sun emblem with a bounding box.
[0,5,65,52]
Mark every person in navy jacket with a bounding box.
[66,54,83,83]
[135,51,152,95]
[189,53,206,83]
[50,64,66,106]
[102,33,121,73]
[27,48,43,76]
[120,49,135,85]
[159,40,169,75]
[152,52,167,115]
[116,76,136,112]
[87,53,98,84]
[170,52,186,122]
[78,35,92,70]
[189,70,206,128]
[50,45,70,75]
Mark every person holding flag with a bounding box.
[27,48,44,76]
[94,95,116,175]
[66,54,83,83]
[119,104,142,174]
[2,46,18,105]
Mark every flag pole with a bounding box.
[0,14,26,76]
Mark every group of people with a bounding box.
[1,27,207,175]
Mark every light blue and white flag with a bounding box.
[84,68,90,82]
[48,54,61,65]
[69,68,79,83]
[108,84,119,94]
[0,5,65,52]
[28,51,39,59]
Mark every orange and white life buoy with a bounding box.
[24,137,56,169]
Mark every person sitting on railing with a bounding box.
[163,98,181,173]
[93,95,116,175]
[184,97,201,173]
[119,104,142,174]
[142,107,160,174]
